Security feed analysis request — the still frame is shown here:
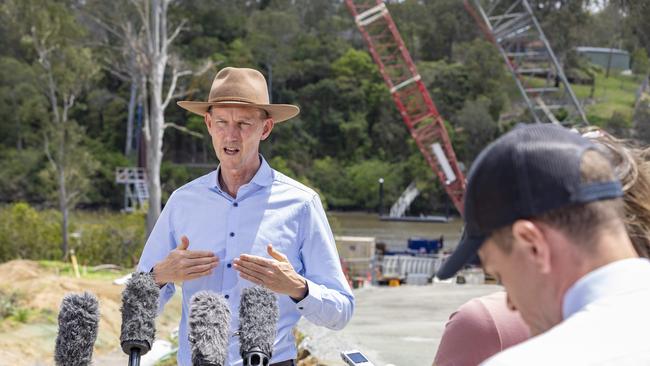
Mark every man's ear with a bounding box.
[204,111,212,130]
[512,220,552,274]
[261,118,274,140]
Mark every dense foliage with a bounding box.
[0,0,649,222]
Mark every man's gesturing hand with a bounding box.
[233,244,308,301]
[152,236,219,286]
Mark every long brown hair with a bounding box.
[584,129,650,258]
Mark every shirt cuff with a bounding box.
[294,278,322,315]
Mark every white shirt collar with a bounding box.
[562,258,650,319]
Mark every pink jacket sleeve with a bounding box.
[434,292,530,366]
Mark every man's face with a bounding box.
[204,106,273,171]
[479,227,561,336]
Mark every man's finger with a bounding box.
[183,250,217,259]
[178,235,190,250]
[238,272,264,286]
[233,262,271,280]
[238,254,275,266]
[267,244,288,262]
[184,256,219,267]
[233,259,272,277]
[184,269,213,281]
[185,262,217,276]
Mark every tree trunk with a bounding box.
[146,56,165,235]
[125,78,137,157]
[58,166,69,259]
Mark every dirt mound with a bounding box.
[0,260,181,366]
[0,260,43,282]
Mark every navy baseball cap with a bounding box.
[436,124,623,280]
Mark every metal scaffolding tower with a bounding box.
[345,0,466,214]
[465,0,589,126]
[115,167,149,212]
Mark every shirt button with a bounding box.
[233,202,238,207]
[229,232,235,237]
[227,263,232,268]
[225,294,230,299]
[298,307,304,310]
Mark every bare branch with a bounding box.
[170,88,198,100]
[81,11,126,41]
[43,131,57,171]
[163,122,203,139]
[196,59,220,76]
[162,68,192,109]
[165,19,187,49]
[66,191,81,206]
[103,65,132,82]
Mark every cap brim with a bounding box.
[436,232,485,280]
[176,101,300,123]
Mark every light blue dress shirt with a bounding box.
[137,156,354,366]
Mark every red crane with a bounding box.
[345,0,466,214]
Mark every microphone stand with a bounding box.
[128,348,141,366]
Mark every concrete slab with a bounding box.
[297,283,504,366]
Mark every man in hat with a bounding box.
[436,124,650,364]
[137,67,354,366]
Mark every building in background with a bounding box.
[576,47,630,71]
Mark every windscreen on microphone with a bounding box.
[120,271,159,356]
[189,291,231,366]
[238,286,279,364]
[54,292,100,366]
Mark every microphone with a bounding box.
[120,271,160,366]
[54,292,100,366]
[188,291,231,366]
[238,286,279,366]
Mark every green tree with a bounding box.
[453,97,499,164]
[3,0,100,258]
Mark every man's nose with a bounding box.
[224,123,241,140]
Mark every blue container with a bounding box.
[407,237,443,254]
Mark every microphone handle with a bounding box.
[129,348,141,366]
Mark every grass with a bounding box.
[0,289,55,329]
[506,69,641,126]
[573,70,639,125]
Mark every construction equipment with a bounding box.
[464,0,589,126]
[345,0,466,214]
[115,167,149,212]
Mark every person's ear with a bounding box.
[204,110,212,130]
[261,118,274,140]
[512,220,552,274]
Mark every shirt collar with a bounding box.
[210,154,274,191]
[562,258,650,319]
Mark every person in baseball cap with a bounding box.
[436,124,650,365]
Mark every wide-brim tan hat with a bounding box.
[177,67,300,122]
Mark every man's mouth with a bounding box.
[224,147,240,155]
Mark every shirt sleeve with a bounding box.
[293,194,355,330]
[136,192,178,314]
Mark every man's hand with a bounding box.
[233,244,308,301]
[152,236,219,286]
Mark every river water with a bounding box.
[328,211,464,251]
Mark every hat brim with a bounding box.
[436,232,485,280]
[177,101,300,123]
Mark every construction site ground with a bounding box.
[0,260,502,366]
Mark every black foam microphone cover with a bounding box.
[238,286,279,366]
[120,271,160,365]
[189,291,231,366]
[54,292,100,366]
